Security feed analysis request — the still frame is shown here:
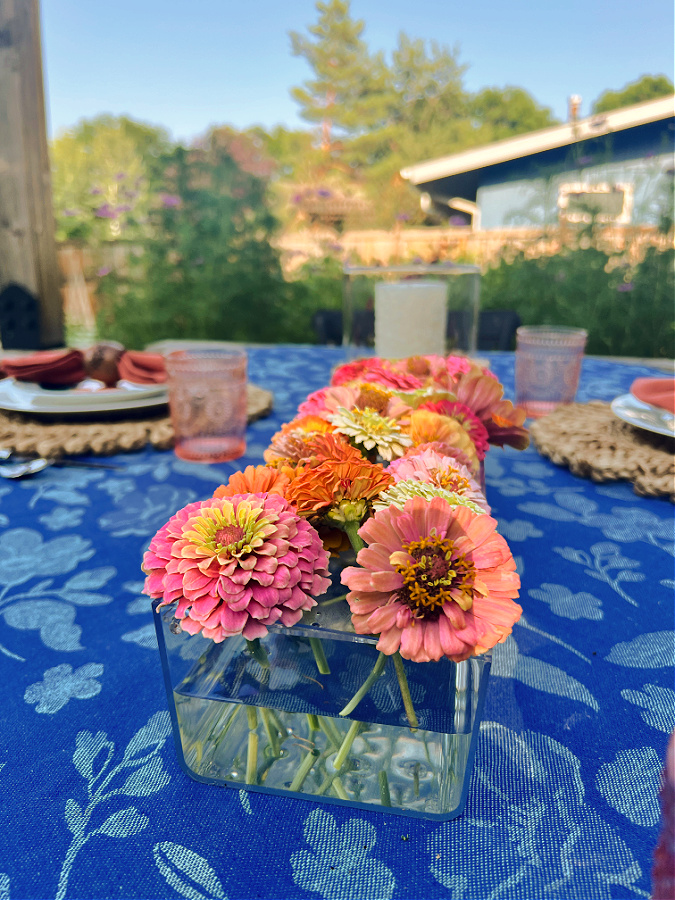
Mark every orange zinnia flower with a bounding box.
[213,465,290,499]
[405,409,479,472]
[285,457,393,524]
[264,415,334,466]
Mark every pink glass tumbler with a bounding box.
[165,348,247,463]
[515,326,587,419]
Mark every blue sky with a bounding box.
[41,0,673,143]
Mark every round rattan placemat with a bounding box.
[529,401,674,501]
[0,383,273,459]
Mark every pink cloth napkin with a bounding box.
[630,377,675,414]
[0,349,87,385]
[117,351,167,384]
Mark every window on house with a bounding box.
[558,182,633,224]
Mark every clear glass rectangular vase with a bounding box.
[153,595,491,820]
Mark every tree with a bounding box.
[592,75,674,114]
[96,130,307,347]
[470,87,558,142]
[50,115,170,244]
[289,0,389,150]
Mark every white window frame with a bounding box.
[558,182,634,225]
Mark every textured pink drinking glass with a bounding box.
[165,348,247,463]
[515,326,587,419]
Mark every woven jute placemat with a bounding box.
[0,383,273,459]
[530,401,675,501]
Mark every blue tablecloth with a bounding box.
[0,347,672,900]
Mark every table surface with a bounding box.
[0,347,672,900]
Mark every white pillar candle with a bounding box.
[374,280,447,359]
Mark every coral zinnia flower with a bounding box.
[403,440,476,474]
[387,447,489,511]
[264,415,334,466]
[329,407,412,461]
[331,359,425,392]
[285,457,393,524]
[298,383,411,422]
[341,497,521,663]
[143,494,331,642]
[405,409,479,472]
[452,370,529,450]
[417,400,490,460]
[214,465,289,499]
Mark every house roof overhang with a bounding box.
[401,95,675,204]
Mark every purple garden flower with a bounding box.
[96,266,112,277]
[159,193,182,208]
[94,204,118,219]
[90,187,102,195]
[617,282,634,292]
[316,188,332,198]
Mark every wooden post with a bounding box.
[0,0,64,348]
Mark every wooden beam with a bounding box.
[0,0,63,348]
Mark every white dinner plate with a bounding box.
[610,392,675,438]
[0,378,168,415]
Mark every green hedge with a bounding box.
[480,244,674,358]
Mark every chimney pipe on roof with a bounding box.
[568,95,582,122]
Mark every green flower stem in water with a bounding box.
[344,519,365,554]
[393,651,419,730]
[318,715,343,750]
[308,637,331,675]
[245,638,270,670]
[307,713,320,734]
[333,719,364,770]
[260,707,280,757]
[332,777,349,800]
[245,705,258,784]
[339,651,387,717]
[318,592,349,608]
[290,747,320,792]
[379,770,392,806]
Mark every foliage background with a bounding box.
[49,1,674,356]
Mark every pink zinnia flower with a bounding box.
[331,359,424,392]
[452,370,529,450]
[403,440,475,473]
[387,447,489,512]
[341,497,521,663]
[417,400,490,460]
[298,383,410,422]
[143,493,331,642]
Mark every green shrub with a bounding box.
[96,137,308,348]
[481,243,674,358]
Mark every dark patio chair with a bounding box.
[311,309,343,345]
[477,310,521,351]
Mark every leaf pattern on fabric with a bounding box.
[621,684,675,733]
[153,842,227,900]
[0,529,94,589]
[24,663,103,713]
[492,636,598,710]
[496,519,544,541]
[595,748,662,826]
[429,722,647,899]
[0,873,9,900]
[554,543,644,606]
[291,809,396,900]
[39,506,86,531]
[121,624,157,649]
[98,485,196,537]
[55,711,172,900]
[2,601,83,653]
[606,632,675,668]
[528,583,603,620]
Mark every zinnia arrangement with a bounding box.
[144,353,528,794]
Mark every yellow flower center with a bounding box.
[184,501,276,559]
[392,535,476,619]
[436,471,472,494]
[356,385,391,415]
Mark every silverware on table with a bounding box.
[0,449,123,478]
